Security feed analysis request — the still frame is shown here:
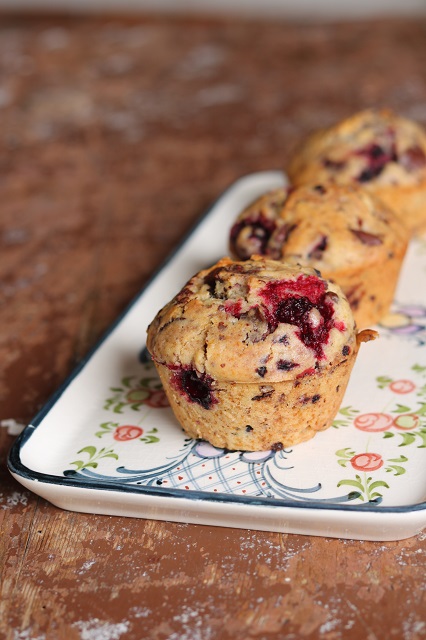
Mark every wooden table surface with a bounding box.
[0,12,425,640]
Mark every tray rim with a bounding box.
[8,423,426,515]
[7,170,426,536]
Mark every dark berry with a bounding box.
[245,425,253,432]
[312,394,321,403]
[358,166,382,182]
[275,296,313,325]
[230,213,276,260]
[271,442,284,451]
[342,345,350,356]
[256,366,267,377]
[370,144,386,159]
[259,275,336,359]
[172,367,217,410]
[356,142,397,183]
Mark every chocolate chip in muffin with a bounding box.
[175,286,193,303]
[240,306,271,343]
[345,285,362,310]
[323,157,346,171]
[313,184,327,194]
[300,394,321,405]
[356,142,398,182]
[276,359,299,371]
[251,387,274,401]
[203,266,226,297]
[308,235,328,260]
[350,229,383,245]
[274,334,290,345]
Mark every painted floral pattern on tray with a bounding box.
[64,349,426,506]
[379,302,426,346]
[333,362,426,446]
[104,371,169,413]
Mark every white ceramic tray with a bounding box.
[8,171,426,541]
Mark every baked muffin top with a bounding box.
[288,108,426,189]
[230,183,409,274]
[146,256,356,385]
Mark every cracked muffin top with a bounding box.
[230,183,408,274]
[146,256,356,384]
[288,108,426,190]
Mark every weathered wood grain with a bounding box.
[0,13,425,640]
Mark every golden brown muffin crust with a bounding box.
[147,256,356,385]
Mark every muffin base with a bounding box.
[154,349,359,452]
[320,237,407,329]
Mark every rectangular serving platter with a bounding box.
[8,171,426,540]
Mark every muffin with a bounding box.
[288,108,426,235]
[146,256,375,451]
[230,183,409,328]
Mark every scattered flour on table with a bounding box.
[0,419,25,436]
[402,616,426,640]
[129,607,151,619]
[168,606,216,640]
[13,629,45,640]
[78,559,97,574]
[72,619,130,640]
[0,490,29,509]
